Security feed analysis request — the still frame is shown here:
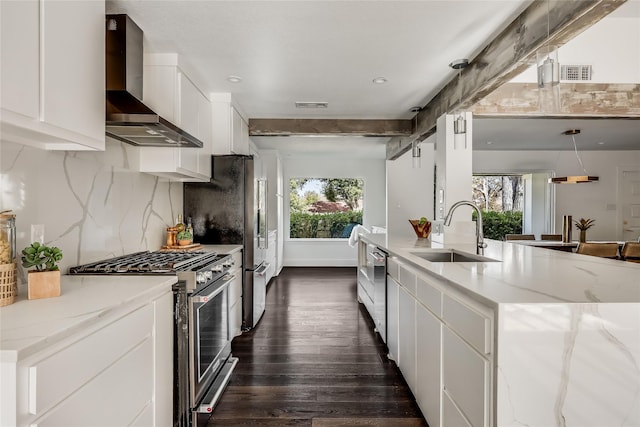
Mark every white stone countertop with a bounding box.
[0,275,176,362]
[360,233,640,305]
[201,244,243,255]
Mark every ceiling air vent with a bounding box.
[295,101,328,108]
[561,65,592,81]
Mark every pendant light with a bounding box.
[412,140,421,169]
[549,129,599,184]
[449,59,469,134]
[410,110,421,168]
[537,0,561,112]
[537,0,560,89]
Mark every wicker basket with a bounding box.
[0,262,17,307]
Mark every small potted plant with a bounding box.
[21,242,63,299]
[176,230,193,246]
[574,218,595,243]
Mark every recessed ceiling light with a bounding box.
[486,141,494,145]
[372,77,387,84]
[597,141,605,145]
[227,75,243,83]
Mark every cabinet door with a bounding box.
[416,303,442,427]
[1,0,104,150]
[442,390,473,427]
[398,286,416,391]
[386,275,400,362]
[42,0,104,143]
[231,107,250,155]
[0,0,39,119]
[197,93,213,177]
[442,326,490,427]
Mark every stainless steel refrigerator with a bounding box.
[184,155,267,330]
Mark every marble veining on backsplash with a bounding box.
[0,139,182,281]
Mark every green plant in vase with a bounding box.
[177,230,193,246]
[21,242,63,299]
[574,218,595,243]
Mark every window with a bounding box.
[472,175,524,240]
[289,178,363,239]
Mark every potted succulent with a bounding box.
[574,218,595,243]
[176,230,193,246]
[21,242,63,299]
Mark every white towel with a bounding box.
[348,224,369,248]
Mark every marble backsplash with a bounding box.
[1,139,182,282]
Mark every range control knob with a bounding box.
[196,272,207,284]
[211,265,223,273]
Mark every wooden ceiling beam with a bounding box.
[472,82,640,117]
[249,118,413,137]
[386,0,628,160]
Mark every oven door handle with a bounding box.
[191,274,235,304]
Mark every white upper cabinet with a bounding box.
[0,0,105,151]
[128,53,211,182]
[211,93,250,155]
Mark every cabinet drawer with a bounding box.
[32,337,154,427]
[442,389,473,427]
[358,282,374,316]
[416,274,442,318]
[443,327,490,427]
[442,294,492,355]
[28,304,153,416]
[398,263,417,295]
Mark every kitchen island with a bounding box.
[359,232,640,427]
[0,275,176,427]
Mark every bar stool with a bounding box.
[621,242,640,263]
[504,234,535,241]
[575,242,619,259]
[540,234,562,241]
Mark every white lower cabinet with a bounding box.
[442,326,491,427]
[228,250,244,339]
[386,275,400,362]
[416,303,442,427]
[398,286,417,391]
[442,389,473,427]
[387,257,493,427]
[8,290,173,427]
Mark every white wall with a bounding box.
[283,154,386,266]
[387,140,435,240]
[473,150,640,240]
[512,10,640,84]
[1,139,181,280]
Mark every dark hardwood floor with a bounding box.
[207,267,427,427]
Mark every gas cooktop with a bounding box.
[68,250,224,275]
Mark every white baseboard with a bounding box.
[284,258,357,267]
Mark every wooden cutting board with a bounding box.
[160,243,203,252]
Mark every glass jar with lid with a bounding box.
[0,211,16,264]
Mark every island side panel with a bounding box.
[496,303,640,427]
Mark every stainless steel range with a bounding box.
[69,250,238,427]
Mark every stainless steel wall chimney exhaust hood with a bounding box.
[105,14,203,148]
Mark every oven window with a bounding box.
[195,288,228,380]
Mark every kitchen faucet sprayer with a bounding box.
[443,201,487,255]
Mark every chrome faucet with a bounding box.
[443,200,487,255]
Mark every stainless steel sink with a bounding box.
[409,250,500,263]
